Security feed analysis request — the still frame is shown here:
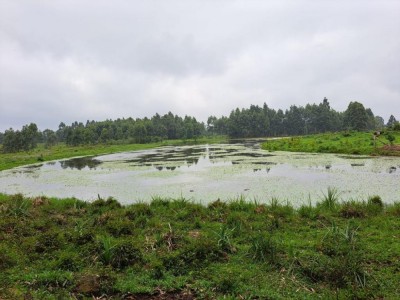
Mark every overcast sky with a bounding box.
[0,0,399,131]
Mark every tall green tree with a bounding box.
[387,115,397,128]
[42,129,58,148]
[343,101,369,131]
[2,123,39,153]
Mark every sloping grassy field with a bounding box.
[0,193,399,299]
[262,131,400,156]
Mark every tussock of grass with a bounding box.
[0,192,399,299]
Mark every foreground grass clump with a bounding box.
[0,193,399,299]
[262,130,400,156]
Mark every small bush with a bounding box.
[248,233,280,266]
[368,195,383,208]
[215,225,235,253]
[298,202,319,220]
[319,188,340,211]
[6,194,31,217]
[226,212,246,236]
[97,236,143,269]
[340,201,366,218]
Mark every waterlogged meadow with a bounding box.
[0,193,399,299]
[0,139,399,299]
[0,140,400,205]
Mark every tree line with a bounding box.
[0,112,205,153]
[207,99,394,138]
[0,99,399,153]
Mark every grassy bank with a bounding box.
[261,131,400,156]
[0,136,227,171]
[0,192,399,299]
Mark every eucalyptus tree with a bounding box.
[343,101,369,131]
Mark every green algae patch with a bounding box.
[1,142,400,205]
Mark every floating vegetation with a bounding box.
[351,163,365,167]
[1,141,400,205]
[23,164,43,169]
[60,157,102,170]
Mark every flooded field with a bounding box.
[1,140,399,205]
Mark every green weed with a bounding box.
[319,187,340,210]
[248,233,280,266]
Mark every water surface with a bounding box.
[1,141,399,205]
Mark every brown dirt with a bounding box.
[74,274,101,294]
[382,145,400,151]
[123,290,196,300]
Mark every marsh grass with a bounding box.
[298,199,320,220]
[0,192,398,299]
[319,187,340,210]
[5,193,31,217]
[248,233,280,266]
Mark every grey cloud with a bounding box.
[1,0,399,131]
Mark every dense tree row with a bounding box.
[0,100,399,153]
[1,113,205,152]
[208,99,394,138]
[53,112,205,147]
[1,123,40,153]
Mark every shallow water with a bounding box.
[1,140,399,205]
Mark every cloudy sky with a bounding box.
[0,0,399,131]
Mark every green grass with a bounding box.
[0,193,399,299]
[262,130,400,156]
[0,135,228,171]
